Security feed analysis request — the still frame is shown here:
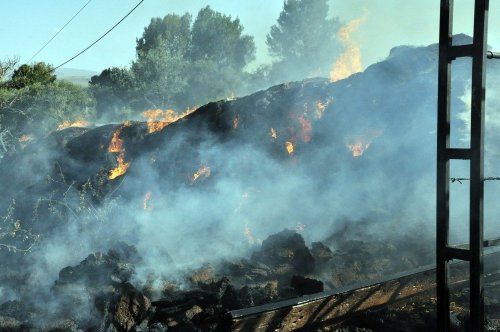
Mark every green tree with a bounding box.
[132,48,188,110]
[89,67,137,119]
[0,80,94,156]
[128,7,256,111]
[185,6,255,104]
[8,62,56,89]
[0,57,19,83]
[136,13,192,56]
[130,13,193,110]
[191,6,255,68]
[266,0,342,82]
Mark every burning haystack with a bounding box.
[0,35,499,330]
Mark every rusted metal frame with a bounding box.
[229,248,500,331]
[437,1,453,331]
[470,0,488,330]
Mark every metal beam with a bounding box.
[437,1,453,330]
[437,0,489,331]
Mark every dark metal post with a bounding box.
[436,1,452,331]
[437,0,488,331]
[470,0,488,330]
[436,0,453,332]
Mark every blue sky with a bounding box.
[1,0,500,73]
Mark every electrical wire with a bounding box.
[27,0,93,64]
[55,0,145,70]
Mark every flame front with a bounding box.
[315,98,332,119]
[107,123,132,180]
[191,165,211,183]
[345,130,382,157]
[270,128,277,139]
[330,13,367,82]
[108,127,124,153]
[57,119,89,130]
[298,116,312,142]
[108,154,131,180]
[285,141,294,155]
[142,108,195,134]
[346,142,371,157]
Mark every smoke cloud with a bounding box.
[2,34,500,328]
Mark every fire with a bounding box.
[233,116,239,129]
[270,128,277,139]
[191,165,211,183]
[143,191,152,211]
[345,130,382,157]
[108,154,131,180]
[142,108,195,134]
[298,116,312,142]
[346,142,371,157]
[18,134,32,143]
[108,126,125,153]
[330,12,367,82]
[285,141,295,155]
[315,98,332,119]
[57,119,89,130]
[107,123,132,180]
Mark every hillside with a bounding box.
[55,67,97,86]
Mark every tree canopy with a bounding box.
[0,69,94,157]
[191,7,255,68]
[266,0,342,82]
[136,13,192,57]
[89,2,343,119]
[8,62,56,89]
[130,6,255,110]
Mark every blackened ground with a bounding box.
[0,227,437,331]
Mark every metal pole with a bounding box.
[470,0,488,330]
[436,1,453,330]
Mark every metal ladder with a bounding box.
[436,0,500,330]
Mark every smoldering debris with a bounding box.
[0,227,435,331]
[1,36,500,330]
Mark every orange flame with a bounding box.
[298,116,312,142]
[285,141,295,155]
[345,130,382,157]
[346,142,371,157]
[108,123,132,180]
[108,127,125,153]
[57,119,89,130]
[108,153,131,180]
[18,134,32,143]
[143,191,152,211]
[270,128,277,139]
[142,108,195,134]
[330,12,367,82]
[191,165,211,183]
[315,98,332,119]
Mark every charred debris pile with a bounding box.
[1,36,498,330]
[0,229,433,331]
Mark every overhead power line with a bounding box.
[55,0,145,70]
[27,0,93,64]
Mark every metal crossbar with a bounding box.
[437,0,495,330]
